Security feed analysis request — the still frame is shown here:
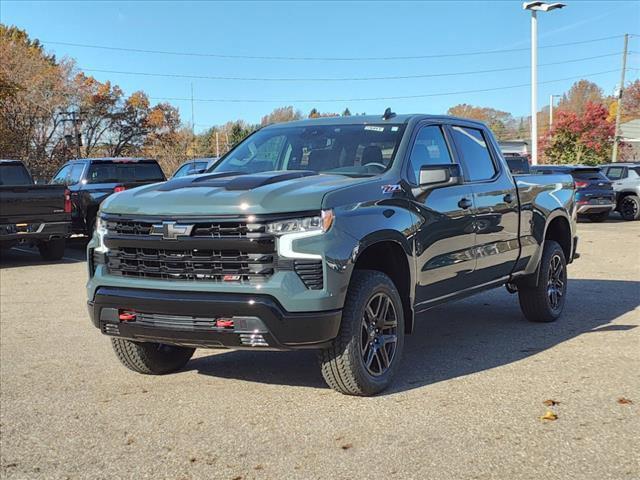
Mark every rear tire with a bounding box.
[518,240,567,323]
[319,270,404,396]
[586,211,610,223]
[111,338,195,375]
[619,195,640,221]
[38,238,66,261]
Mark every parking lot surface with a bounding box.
[1,221,639,480]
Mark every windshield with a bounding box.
[211,124,406,176]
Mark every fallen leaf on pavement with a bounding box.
[541,411,558,421]
[617,398,633,405]
[543,399,560,406]
[341,443,353,450]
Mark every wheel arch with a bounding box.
[351,235,415,334]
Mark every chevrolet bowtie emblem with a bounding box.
[150,221,194,240]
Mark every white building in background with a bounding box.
[620,119,640,161]
[498,140,531,157]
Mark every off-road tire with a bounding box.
[111,338,195,375]
[586,211,610,222]
[518,240,567,323]
[320,270,405,396]
[38,238,66,261]
[619,195,640,221]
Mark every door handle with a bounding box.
[503,193,514,203]
[458,198,472,210]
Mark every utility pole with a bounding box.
[60,110,82,158]
[215,131,220,157]
[190,83,195,132]
[612,33,629,163]
[549,94,561,127]
[530,9,538,165]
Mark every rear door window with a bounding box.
[450,126,497,182]
[68,163,85,185]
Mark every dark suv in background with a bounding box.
[532,165,615,222]
[51,158,165,235]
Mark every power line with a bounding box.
[148,69,621,104]
[42,34,632,62]
[81,52,622,83]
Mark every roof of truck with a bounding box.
[262,114,486,129]
[66,157,158,163]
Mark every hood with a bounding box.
[101,170,371,216]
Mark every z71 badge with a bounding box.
[381,184,402,194]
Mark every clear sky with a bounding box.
[2,0,639,131]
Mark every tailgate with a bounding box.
[0,185,69,224]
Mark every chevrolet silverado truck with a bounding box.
[87,112,578,396]
[0,160,72,260]
[51,157,166,235]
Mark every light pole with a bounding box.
[523,1,566,165]
[549,94,561,127]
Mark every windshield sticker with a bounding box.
[382,184,402,194]
[364,126,384,132]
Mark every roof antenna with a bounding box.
[382,107,396,120]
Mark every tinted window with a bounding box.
[87,162,165,184]
[506,156,530,174]
[630,167,640,177]
[572,170,608,181]
[68,163,85,184]
[173,164,192,178]
[0,164,32,185]
[408,126,452,183]
[605,166,625,180]
[213,124,405,176]
[51,164,72,185]
[451,126,497,182]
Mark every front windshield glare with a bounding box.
[211,124,405,176]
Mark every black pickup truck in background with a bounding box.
[51,158,166,235]
[0,160,71,260]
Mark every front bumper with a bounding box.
[88,287,342,350]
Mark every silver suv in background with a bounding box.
[601,162,640,221]
[171,158,219,178]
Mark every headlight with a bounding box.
[266,210,334,235]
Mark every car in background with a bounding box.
[51,158,166,235]
[600,162,640,221]
[531,165,615,222]
[171,158,218,178]
[0,160,71,260]
[504,155,530,174]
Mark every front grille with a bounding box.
[294,260,324,290]
[106,247,274,282]
[105,219,263,238]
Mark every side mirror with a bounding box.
[419,164,462,188]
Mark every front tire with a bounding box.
[111,338,195,375]
[518,240,567,323]
[586,211,610,223]
[619,195,640,221]
[38,238,66,261]
[320,270,405,396]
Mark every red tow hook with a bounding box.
[215,318,234,329]
[119,311,137,322]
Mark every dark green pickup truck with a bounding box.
[87,112,578,396]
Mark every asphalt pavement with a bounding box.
[1,221,638,480]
